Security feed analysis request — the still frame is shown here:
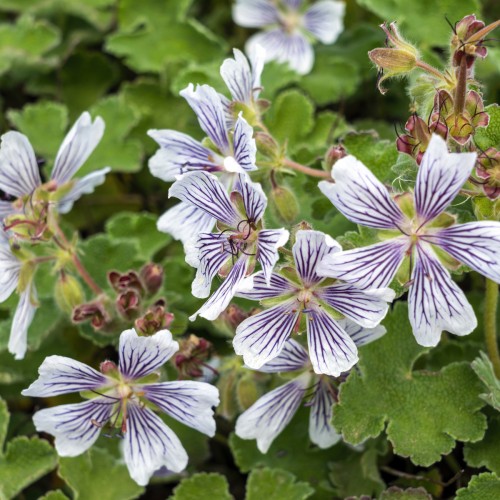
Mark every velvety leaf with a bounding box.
[475,104,500,151]
[246,468,314,500]
[171,473,232,500]
[379,486,432,499]
[464,416,500,475]
[471,352,500,411]
[456,473,500,499]
[39,490,70,500]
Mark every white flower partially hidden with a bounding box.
[22,328,220,486]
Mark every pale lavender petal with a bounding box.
[230,115,257,172]
[32,398,114,456]
[123,402,188,485]
[58,167,111,214]
[258,338,309,373]
[423,221,500,283]
[257,228,290,284]
[283,0,303,8]
[306,306,358,377]
[0,131,41,197]
[22,356,108,397]
[317,237,410,289]
[142,380,219,436]
[414,134,476,225]
[293,230,341,287]
[51,112,105,184]
[308,378,340,448]
[233,0,279,28]
[236,271,296,300]
[180,84,230,155]
[0,243,20,303]
[9,284,37,360]
[118,329,179,380]
[249,44,266,100]
[236,174,267,221]
[235,375,309,453]
[409,243,477,347]
[220,49,253,104]
[233,298,300,369]
[304,0,345,44]
[339,319,386,347]
[318,155,405,230]
[0,200,17,221]
[169,171,239,227]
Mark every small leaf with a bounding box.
[456,473,500,499]
[245,468,314,500]
[471,352,500,411]
[379,486,432,499]
[171,472,232,500]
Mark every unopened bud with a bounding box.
[255,132,281,160]
[271,185,299,224]
[174,334,214,378]
[55,273,85,313]
[73,300,110,330]
[324,144,347,170]
[134,302,174,336]
[236,375,259,411]
[108,270,144,293]
[140,263,164,295]
[116,290,141,320]
[100,360,117,374]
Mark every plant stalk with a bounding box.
[485,278,500,378]
[283,158,331,179]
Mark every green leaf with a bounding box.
[456,473,500,499]
[332,302,487,466]
[471,352,500,411]
[464,416,500,475]
[171,61,226,97]
[171,472,232,500]
[58,447,144,500]
[475,104,500,151]
[260,62,299,98]
[39,490,70,500]
[246,468,314,500]
[379,486,432,499]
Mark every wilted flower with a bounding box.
[233,0,345,75]
[318,134,500,347]
[22,328,219,486]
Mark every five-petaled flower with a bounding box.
[233,230,394,376]
[236,325,384,452]
[233,0,345,75]
[318,134,500,347]
[22,328,219,486]
[148,83,258,246]
[169,171,289,321]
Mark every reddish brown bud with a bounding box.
[116,290,141,320]
[174,334,215,379]
[140,263,164,295]
[324,144,347,170]
[134,302,174,336]
[72,300,110,330]
[100,360,118,374]
[108,270,144,293]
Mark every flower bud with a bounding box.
[477,148,500,200]
[174,334,214,379]
[108,270,144,294]
[100,360,118,375]
[55,273,85,313]
[324,144,346,171]
[73,300,110,331]
[140,263,164,295]
[134,302,174,336]
[236,374,259,411]
[255,131,281,161]
[271,185,299,224]
[116,289,141,320]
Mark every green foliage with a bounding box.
[472,352,500,411]
[456,473,500,499]
[475,104,500,151]
[171,472,232,500]
[245,468,314,500]
[464,416,500,475]
[379,486,432,499]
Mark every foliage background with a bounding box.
[0,0,499,498]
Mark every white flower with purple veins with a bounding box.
[318,134,500,347]
[22,328,219,486]
[148,83,257,246]
[0,112,109,222]
[233,230,394,376]
[236,326,384,452]
[233,0,345,75]
[169,171,289,321]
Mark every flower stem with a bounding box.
[485,278,500,378]
[415,60,446,81]
[283,158,331,179]
[454,56,467,115]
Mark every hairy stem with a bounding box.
[283,158,331,179]
[415,60,446,81]
[454,56,467,115]
[485,278,500,378]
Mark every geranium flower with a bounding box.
[169,171,289,321]
[318,134,500,346]
[148,83,257,245]
[236,325,384,452]
[233,0,345,75]
[22,328,219,486]
[0,112,109,222]
[233,230,394,376]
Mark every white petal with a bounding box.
[414,134,476,225]
[309,378,340,448]
[233,0,279,28]
[0,131,41,197]
[250,44,266,100]
[51,112,105,184]
[319,155,405,229]
[220,49,253,104]
[118,329,179,380]
[232,114,257,172]
[236,271,296,300]
[32,399,114,456]
[303,1,345,44]
[123,402,188,486]
[235,174,267,222]
[142,381,219,436]
[0,200,17,221]
[339,319,387,347]
[258,338,309,373]
[257,228,289,283]
[0,243,20,303]
[8,284,37,360]
[409,243,477,347]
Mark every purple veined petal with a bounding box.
[8,283,37,360]
[32,398,115,456]
[0,131,41,198]
[142,380,219,436]
[235,174,267,222]
[51,112,105,185]
[0,243,20,303]
[318,155,406,230]
[317,282,394,328]
[220,49,254,104]
[233,298,300,369]
[409,242,477,347]
[317,237,410,289]
[186,233,231,299]
[303,0,345,44]
[118,329,179,381]
[246,29,315,75]
[306,306,358,377]
[293,229,341,287]
[169,171,240,227]
[283,0,304,8]
[414,134,476,226]
[58,167,111,214]
[22,356,109,397]
[147,130,222,181]
[308,378,341,449]
[0,200,17,222]
[250,44,266,100]
[234,374,309,453]
[257,228,290,284]
[180,84,230,156]
[258,338,309,373]
[122,401,188,486]
[157,202,215,247]
[228,114,257,173]
[339,319,387,347]
[233,0,279,28]
[190,256,251,321]
[422,221,500,283]
[236,270,296,300]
